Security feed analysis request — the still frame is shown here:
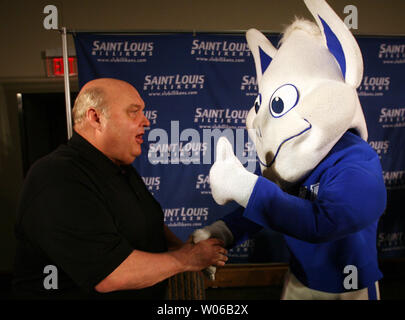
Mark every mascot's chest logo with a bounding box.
[299,183,320,201]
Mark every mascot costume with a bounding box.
[193,0,387,300]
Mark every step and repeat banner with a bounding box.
[74,32,405,262]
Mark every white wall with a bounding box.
[0,0,404,79]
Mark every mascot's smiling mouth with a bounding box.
[257,119,312,168]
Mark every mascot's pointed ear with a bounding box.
[304,0,363,88]
[246,28,278,87]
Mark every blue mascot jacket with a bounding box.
[222,131,387,293]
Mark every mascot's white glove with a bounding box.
[192,220,234,280]
[209,137,258,208]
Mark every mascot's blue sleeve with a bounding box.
[242,161,386,243]
[221,206,262,247]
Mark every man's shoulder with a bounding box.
[26,144,90,186]
[32,145,77,172]
[17,145,92,218]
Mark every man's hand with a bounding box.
[172,238,228,272]
[209,137,258,208]
[192,220,234,280]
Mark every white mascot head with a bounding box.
[246,0,367,189]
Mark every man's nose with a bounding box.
[143,112,151,127]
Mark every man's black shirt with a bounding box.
[13,132,168,299]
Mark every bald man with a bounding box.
[13,78,227,299]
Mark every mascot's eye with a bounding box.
[254,93,262,114]
[269,84,299,118]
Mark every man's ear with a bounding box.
[86,108,103,130]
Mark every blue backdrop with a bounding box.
[74,32,405,262]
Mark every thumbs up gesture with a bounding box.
[209,137,258,208]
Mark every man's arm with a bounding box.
[164,224,184,251]
[94,238,227,293]
[24,171,228,294]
